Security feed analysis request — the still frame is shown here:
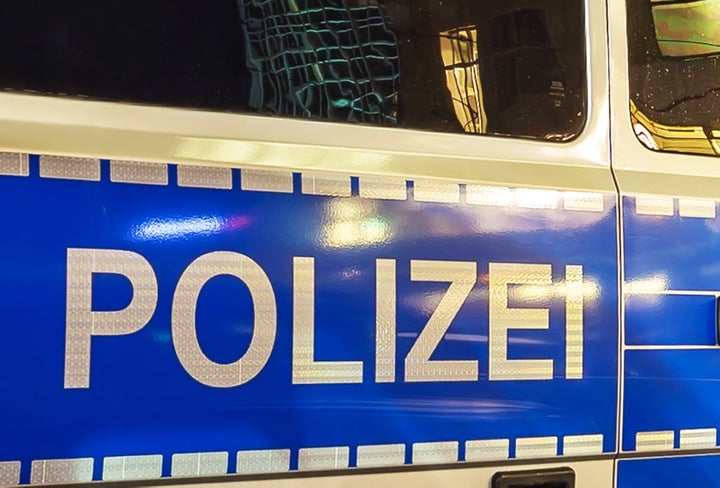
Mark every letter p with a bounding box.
[64,248,158,388]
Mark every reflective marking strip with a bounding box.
[110,160,169,185]
[515,189,559,209]
[356,444,405,468]
[298,447,350,471]
[0,152,28,176]
[465,439,509,461]
[171,452,228,477]
[411,441,458,464]
[565,265,584,379]
[635,431,674,451]
[0,461,21,485]
[413,181,460,204]
[301,173,351,197]
[563,192,604,212]
[680,428,717,449]
[39,155,100,181]
[515,436,558,458]
[375,259,397,383]
[102,455,163,481]
[30,458,94,484]
[466,185,512,207]
[236,449,290,474]
[177,165,232,189]
[358,176,407,200]
[563,434,603,455]
[634,196,674,216]
[241,169,293,193]
[678,199,716,218]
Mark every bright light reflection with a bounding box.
[711,138,720,155]
[511,278,601,303]
[132,216,225,241]
[515,188,559,209]
[323,217,392,249]
[624,275,669,294]
[321,200,393,249]
[633,123,660,150]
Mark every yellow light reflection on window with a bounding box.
[439,26,486,134]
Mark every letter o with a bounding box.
[172,251,276,387]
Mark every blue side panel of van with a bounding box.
[617,455,720,487]
[623,196,720,452]
[0,157,619,484]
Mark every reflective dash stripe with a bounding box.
[30,458,94,484]
[102,455,162,481]
[39,155,100,181]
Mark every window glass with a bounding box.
[0,0,586,142]
[627,0,720,156]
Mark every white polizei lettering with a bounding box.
[65,249,586,389]
[489,263,553,381]
[405,260,479,382]
[375,259,396,383]
[292,257,363,384]
[64,248,158,389]
[172,251,276,388]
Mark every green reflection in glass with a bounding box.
[652,0,720,57]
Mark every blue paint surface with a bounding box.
[623,196,720,451]
[625,294,717,346]
[0,159,619,483]
[624,349,720,450]
[618,455,720,487]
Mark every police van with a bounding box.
[0,1,716,487]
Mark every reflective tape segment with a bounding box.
[0,152,28,176]
[102,454,163,481]
[39,156,100,181]
[358,177,407,200]
[679,428,717,450]
[563,434,603,455]
[465,439,509,461]
[298,447,350,471]
[413,181,460,204]
[110,160,169,185]
[177,165,233,189]
[563,192,604,212]
[466,185,511,207]
[635,431,674,452]
[236,449,290,474]
[356,444,405,468]
[515,437,558,458]
[515,189,559,209]
[241,169,293,193]
[678,199,716,218]
[301,173,351,197]
[0,461,20,485]
[634,196,674,216]
[171,452,229,477]
[411,441,458,464]
[30,458,94,484]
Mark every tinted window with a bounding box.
[627,0,720,156]
[0,0,586,142]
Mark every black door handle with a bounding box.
[492,467,575,488]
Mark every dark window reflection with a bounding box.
[0,0,586,142]
[627,0,720,156]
